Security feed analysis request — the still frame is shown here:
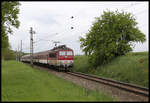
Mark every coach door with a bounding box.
[49,52,57,65]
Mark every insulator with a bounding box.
[71,16,74,19]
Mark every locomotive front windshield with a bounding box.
[66,51,72,55]
[59,51,73,56]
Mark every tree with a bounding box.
[1,1,20,49]
[80,10,146,68]
[1,1,20,59]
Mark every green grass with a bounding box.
[73,52,149,88]
[2,60,116,101]
[73,55,91,73]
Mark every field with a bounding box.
[2,60,115,101]
[73,52,149,88]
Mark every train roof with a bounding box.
[52,45,72,51]
[35,45,72,54]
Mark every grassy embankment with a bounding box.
[73,52,149,88]
[2,60,116,101]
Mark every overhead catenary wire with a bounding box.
[34,29,68,43]
[32,5,97,42]
[123,2,143,11]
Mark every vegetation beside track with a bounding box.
[73,52,149,88]
[2,60,115,101]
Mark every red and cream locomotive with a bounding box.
[21,45,74,71]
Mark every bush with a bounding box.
[2,49,16,60]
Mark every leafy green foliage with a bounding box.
[80,10,146,67]
[2,1,20,35]
[1,1,20,59]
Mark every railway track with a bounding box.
[24,62,149,100]
[66,72,149,97]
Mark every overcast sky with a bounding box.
[9,1,149,55]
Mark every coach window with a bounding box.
[67,51,73,55]
[59,51,66,56]
[49,53,56,58]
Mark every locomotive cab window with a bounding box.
[67,51,73,55]
[59,51,66,56]
[49,53,56,58]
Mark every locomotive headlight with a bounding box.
[70,61,73,65]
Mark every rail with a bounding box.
[66,71,149,97]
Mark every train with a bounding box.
[21,45,74,71]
